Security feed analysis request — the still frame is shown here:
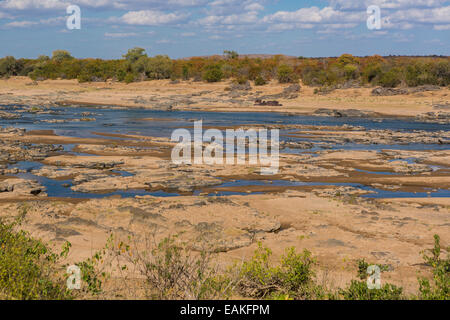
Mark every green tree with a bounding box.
[203,65,223,82]
[145,55,173,79]
[224,50,239,60]
[52,50,73,63]
[0,56,22,77]
[123,47,147,64]
[277,64,297,83]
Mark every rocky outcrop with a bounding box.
[258,83,301,100]
[313,108,379,118]
[0,111,20,120]
[0,179,47,197]
[416,111,450,125]
[254,99,282,106]
[371,87,409,96]
[372,85,441,96]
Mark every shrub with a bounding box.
[417,234,449,300]
[203,65,223,83]
[277,64,298,84]
[362,63,383,84]
[182,65,190,80]
[224,50,239,60]
[52,50,73,63]
[109,235,233,300]
[0,217,71,300]
[123,47,147,64]
[0,56,23,77]
[254,76,267,86]
[338,280,404,300]
[116,69,127,82]
[77,72,92,83]
[334,256,404,300]
[356,259,389,280]
[124,73,136,84]
[237,243,321,299]
[378,68,402,87]
[145,55,173,80]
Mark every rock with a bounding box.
[415,111,450,124]
[282,83,301,99]
[0,179,47,197]
[409,85,441,93]
[371,87,408,96]
[314,108,378,118]
[0,111,20,120]
[433,103,450,110]
[257,83,300,100]
[372,85,441,96]
[254,99,282,106]
[230,81,252,91]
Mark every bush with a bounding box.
[0,56,23,77]
[277,65,298,84]
[417,235,449,300]
[109,235,233,300]
[338,280,404,300]
[77,72,92,83]
[203,65,223,83]
[145,55,173,80]
[123,47,147,64]
[254,76,267,86]
[124,73,136,84]
[362,63,383,84]
[237,243,321,299]
[378,68,402,87]
[52,50,73,63]
[0,217,71,300]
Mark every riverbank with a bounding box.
[1,77,449,119]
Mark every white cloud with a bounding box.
[5,20,38,27]
[434,24,450,30]
[121,10,188,25]
[329,0,448,10]
[0,0,208,11]
[4,16,64,28]
[105,32,138,37]
[0,0,68,10]
[244,3,264,12]
[263,6,364,26]
[197,10,260,26]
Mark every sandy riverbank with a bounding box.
[1,77,449,118]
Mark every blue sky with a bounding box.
[0,0,449,59]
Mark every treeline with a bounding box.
[0,48,449,88]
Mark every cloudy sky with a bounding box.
[0,0,449,59]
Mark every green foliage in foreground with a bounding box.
[0,214,108,300]
[1,212,448,300]
[337,280,404,300]
[417,234,450,300]
[237,243,323,299]
[0,217,71,300]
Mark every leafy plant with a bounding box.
[0,218,71,300]
[417,235,449,300]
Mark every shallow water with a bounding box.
[1,105,449,199]
[2,105,449,137]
